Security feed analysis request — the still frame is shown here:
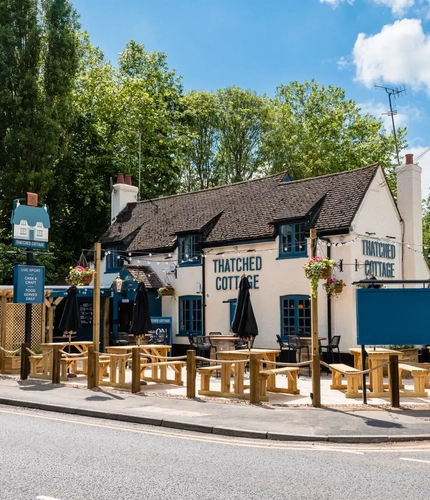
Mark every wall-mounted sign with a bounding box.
[362,239,395,277]
[10,197,50,250]
[13,265,45,304]
[213,256,262,290]
[150,317,172,348]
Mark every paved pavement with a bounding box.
[1,374,430,443]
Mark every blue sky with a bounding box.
[71,0,430,195]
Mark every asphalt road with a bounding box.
[1,405,430,500]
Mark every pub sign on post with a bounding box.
[13,265,45,304]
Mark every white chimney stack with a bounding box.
[396,154,429,279]
[111,173,139,222]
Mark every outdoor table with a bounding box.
[106,345,171,382]
[216,348,280,397]
[349,347,403,398]
[41,341,93,375]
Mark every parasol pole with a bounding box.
[310,228,321,407]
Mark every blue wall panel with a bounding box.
[356,288,430,345]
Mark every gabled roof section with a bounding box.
[11,205,51,228]
[125,265,164,289]
[99,164,380,251]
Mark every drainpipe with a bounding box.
[202,252,206,335]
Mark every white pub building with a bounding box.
[99,155,429,357]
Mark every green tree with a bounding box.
[263,80,407,181]
[179,90,221,190]
[216,86,270,183]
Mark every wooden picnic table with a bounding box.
[216,348,280,398]
[106,345,171,383]
[349,347,403,398]
[40,341,94,375]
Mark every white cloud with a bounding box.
[372,0,415,16]
[319,0,354,6]
[353,19,430,93]
[359,100,413,131]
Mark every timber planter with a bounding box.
[1,355,21,374]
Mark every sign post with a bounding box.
[11,193,50,378]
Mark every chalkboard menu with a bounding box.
[149,317,172,347]
[79,302,93,326]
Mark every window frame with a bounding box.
[278,221,307,259]
[178,295,202,336]
[105,246,125,273]
[178,234,201,267]
[280,294,311,339]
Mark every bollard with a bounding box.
[52,345,61,384]
[186,350,196,398]
[249,353,260,404]
[389,354,400,408]
[131,347,141,394]
[87,348,97,389]
[20,342,29,380]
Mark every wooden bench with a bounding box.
[198,365,222,392]
[398,363,428,397]
[259,367,300,397]
[329,363,361,398]
[29,355,45,378]
[140,361,185,385]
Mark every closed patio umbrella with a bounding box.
[130,281,152,345]
[231,274,258,350]
[58,285,82,377]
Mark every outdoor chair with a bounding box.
[188,335,211,366]
[320,335,341,364]
[287,335,311,376]
[234,337,254,350]
[276,334,295,363]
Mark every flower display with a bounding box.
[322,278,346,296]
[303,257,335,297]
[157,284,175,298]
[68,265,94,286]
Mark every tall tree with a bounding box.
[263,80,407,181]
[179,90,221,191]
[216,86,270,184]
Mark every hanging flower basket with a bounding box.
[303,257,335,298]
[157,285,175,298]
[68,266,94,286]
[323,278,346,296]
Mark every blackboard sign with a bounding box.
[149,317,172,347]
[79,302,93,326]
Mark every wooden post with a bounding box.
[249,353,260,404]
[20,342,29,380]
[389,354,400,408]
[186,350,196,398]
[93,242,101,352]
[0,295,7,369]
[47,299,54,343]
[52,345,61,384]
[87,348,98,389]
[103,297,110,352]
[131,347,141,394]
[310,228,321,408]
[41,301,46,344]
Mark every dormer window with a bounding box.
[279,222,307,258]
[178,235,201,266]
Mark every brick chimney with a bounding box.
[111,173,139,222]
[396,154,429,279]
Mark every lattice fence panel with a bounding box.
[5,304,43,350]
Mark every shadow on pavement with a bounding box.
[86,389,124,401]
[324,406,405,429]
[17,381,62,392]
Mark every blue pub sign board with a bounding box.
[13,265,45,304]
[10,198,50,250]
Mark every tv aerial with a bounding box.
[375,84,406,165]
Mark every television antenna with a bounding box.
[375,84,406,165]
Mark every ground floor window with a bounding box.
[178,295,202,336]
[280,295,311,338]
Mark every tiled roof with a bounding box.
[100,164,380,251]
[125,265,164,289]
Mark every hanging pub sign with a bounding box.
[10,193,50,250]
